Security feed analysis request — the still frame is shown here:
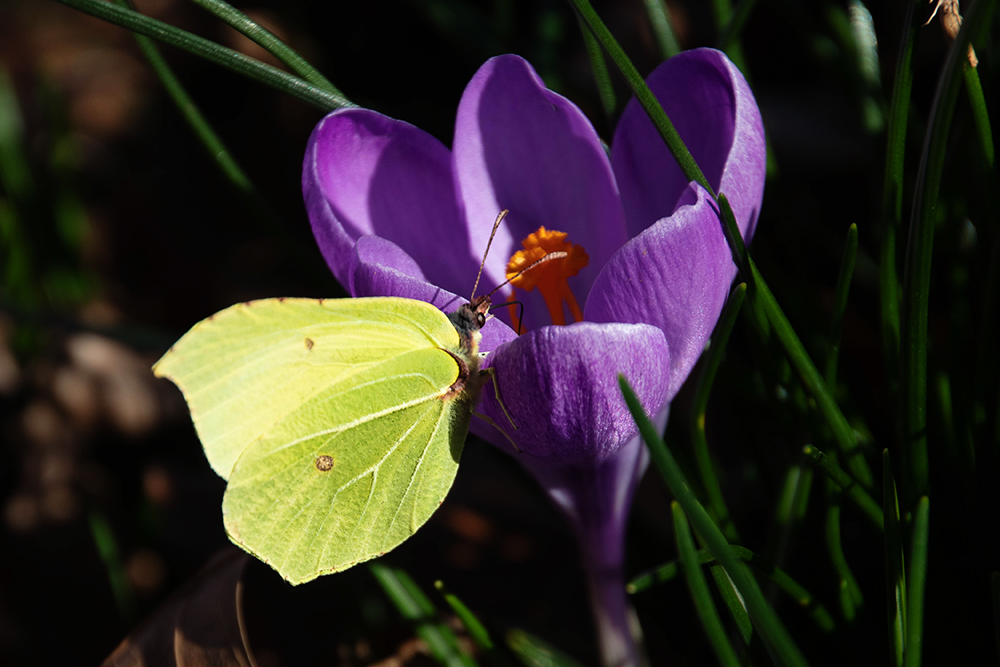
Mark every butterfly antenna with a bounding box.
[483,251,568,301]
[470,209,509,301]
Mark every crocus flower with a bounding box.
[303,48,765,667]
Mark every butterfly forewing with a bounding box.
[153,297,462,480]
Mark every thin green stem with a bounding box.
[883,450,906,667]
[370,565,479,667]
[53,0,353,111]
[743,252,874,487]
[963,65,995,169]
[568,0,712,195]
[640,0,680,59]
[673,503,742,667]
[621,376,810,667]
[628,545,835,632]
[435,581,494,652]
[824,488,864,621]
[186,0,341,95]
[691,283,746,542]
[901,0,994,500]
[716,0,759,53]
[575,13,617,126]
[117,0,333,287]
[826,224,858,387]
[803,445,883,530]
[880,0,922,389]
[903,497,930,667]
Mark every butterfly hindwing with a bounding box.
[153,297,473,583]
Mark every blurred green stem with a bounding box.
[826,224,858,387]
[879,0,922,395]
[641,0,680,59]
[901,0,994,500]
[187,0,341,94]
[904,497,930,667]
[673,503,742,667]
[53,0,352,111]
[576,13,617,126]
[691,283,746,542]
[883,450,906,667]
[621,377,810,667]
[116,0,333,287]
[568,0,712,195]
[370,565,479,667]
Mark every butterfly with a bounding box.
[153,211,561,584]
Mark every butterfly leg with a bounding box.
[479,367,517,430]
[472,412,521,453]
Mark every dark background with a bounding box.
[0,0,996,665]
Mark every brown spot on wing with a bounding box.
[315,455,334,471]
[305,337,315,350]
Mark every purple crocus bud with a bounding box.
[302,48,765,667]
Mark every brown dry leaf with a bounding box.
[101,548,256,667]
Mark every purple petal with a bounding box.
[611,48,766,242]
[585,184,732,402]
[453,55,628,328]
[303,108,474,293]
[348,236,517,354]
[474,322,669,463]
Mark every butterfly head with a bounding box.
[448,295,490,353]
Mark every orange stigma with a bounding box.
[505,227,589,329]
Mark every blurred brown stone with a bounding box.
[4,494,39,532]
[21,400,69,448]
[51,366,101,429]
[126,549,166,595]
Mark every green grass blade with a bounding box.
[629,546,834,632]
[640,0,680,59]
[963,65,995,169]
[620,376,811,667]
[882,450,906,667]
[900,0,995,500]
[825,491,864,621]
[719,194,750,278]
[708,563,753,646]
[720,195,873,486]
[736,548,834,633]
[717,0,760,53]
[115,0,334,287]
[435,580,494,652]
[117,0,249,192]
[692,283,746,542]
[803,445,883,530]
[903,496,929,667]
[187,0,341,95]
[507,629,586,667]
[750,254,873,485]
[826,224,858,386]
[88,511,134,628]
[575,12,616,125]
[53,0,352,112]
[674,503,742,667]
[879,0,923,385]
[370,564,479,667]
[567,0,713,196]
